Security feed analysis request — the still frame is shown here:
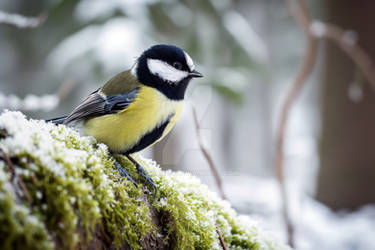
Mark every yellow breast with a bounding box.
[83,86,183,153]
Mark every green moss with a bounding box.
[0,112,153,250]
[136,157,289,250]
[0,162,54,250]
[0,111,289,250]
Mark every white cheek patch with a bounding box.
[147,58,188,83]
[184,51,195,71]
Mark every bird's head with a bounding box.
[133,44,203,100]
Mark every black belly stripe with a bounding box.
[125,118,171,154]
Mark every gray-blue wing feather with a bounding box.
[63,88,139,125]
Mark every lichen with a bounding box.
[0,111,290,250]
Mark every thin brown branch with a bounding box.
[0,10,47,29]
[277,0,319,247]
[192,106,227,200]
[310,21,375,92]
[0,148,16,181]
[216,228,228,250]
[0,148,32,202]
[287,0,311,31]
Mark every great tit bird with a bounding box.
[48,44,203,191]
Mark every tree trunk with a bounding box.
[317,0,375,210]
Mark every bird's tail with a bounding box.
[46,116,67,124]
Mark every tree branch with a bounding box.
[276,0,318,247]
[0,147,32,202]
[192,106,227,200]
[0,10,47,29]
[310,21,375,92]
[216,228,228,250]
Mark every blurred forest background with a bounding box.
[1,0,375,249]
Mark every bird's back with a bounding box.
[101,70,140,96]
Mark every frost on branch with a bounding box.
[0,111,289,250]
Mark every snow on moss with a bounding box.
[137,157,290,250]
[0,111,290,250]
[0,111,152,249]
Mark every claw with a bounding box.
[126,154,157,193]
[136,164,157,193]
[112,157,138,187]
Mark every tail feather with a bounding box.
[46,116,67,124]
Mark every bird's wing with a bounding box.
[63,88,139,124]
[63,69,143,125]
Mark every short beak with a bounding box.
[189,70,203,78]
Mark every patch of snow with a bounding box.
[225,175,375,250]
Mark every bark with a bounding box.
[317,0,375,209]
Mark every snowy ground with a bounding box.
[223,175,375,250]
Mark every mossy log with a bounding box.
[0,111,290,250]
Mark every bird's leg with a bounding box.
[110,155,138,187]
[126,154,157,192]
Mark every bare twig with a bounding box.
[0,10,47,29]
[276,0,318,247]
[310,21,375,92]
[192,106,227,200]
[0,148,32,202]
[216,228,228,250]
[0,148,16,181]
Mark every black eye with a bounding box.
[173,62,183,70]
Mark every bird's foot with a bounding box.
[112,157,138,187]
[135,163,157,192]
[127,154,157,193]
